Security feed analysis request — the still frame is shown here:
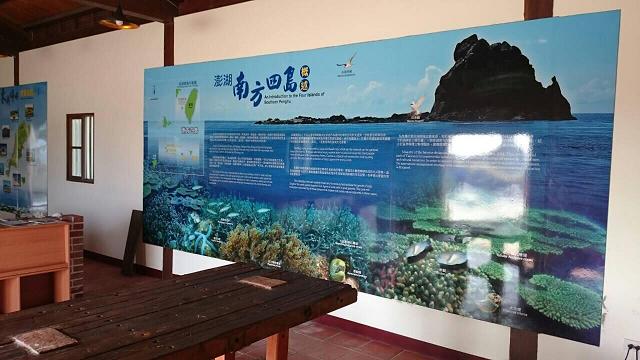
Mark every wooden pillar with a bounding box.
[161,20,175,280]
[13,52,19,86]
[266,330,289,360]
[524,0,553,20]
[510,328,539,360]
[53,269,70,303]
[0,277,20,313]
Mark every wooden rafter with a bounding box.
[70,0,177,23]
[178,0,252,16]
[0,16,31,56]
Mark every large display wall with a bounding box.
[0,82,47,216]
[143,11,620,345]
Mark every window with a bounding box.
[66,113,94,183]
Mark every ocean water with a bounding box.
[171,113,612,227]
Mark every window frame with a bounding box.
[66,113,94,184]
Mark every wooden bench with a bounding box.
[0,262,357,359]
[0,223,71,314]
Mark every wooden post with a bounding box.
[266,330,289,360]
[53,269,71,302]
[0,277,20,313]
[510,328,538,360]
[13,52,19,86]
[508,1,554,358]
[161,20,175,280]
[524,0,553,20]
[122,210,143,276]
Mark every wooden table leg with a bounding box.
[214,353,235,360]
[53,269,70,302]
[266,329,289,360]
[1,277,20,313]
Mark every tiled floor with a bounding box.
[83,257,437,360]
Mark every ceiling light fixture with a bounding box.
[98,3,139,30]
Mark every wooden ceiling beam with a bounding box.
[0,15,31,55]
[70,0,177,23]
[178,0,252,16]
[23,6,95,30]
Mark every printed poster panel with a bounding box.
[143,12,620,345]
[0,82,47,216]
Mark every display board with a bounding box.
[144,12,620,345]
[0,82,47,216]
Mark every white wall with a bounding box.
[0,56,14,87]
[19,23,164,257]
[15,0,640,359]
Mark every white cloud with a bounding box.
[576,77,614,103]
[405,65,442,95]
[537,38,548,44]
[340,81,383,104]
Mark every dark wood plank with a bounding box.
[0,264,356,360]
[98,283,354,359]
[40,271,322,359]
[122,210,143,276]
[0,263,257,339]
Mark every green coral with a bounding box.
[478,261,513,282]
[378,204,466,235]
[518,274,602,329]
[221,224,319,277]
[380,204,606,255]
[379,240,481,314]
[367,233,429,264]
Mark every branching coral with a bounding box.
[220,224,319,277]
[478,260,513,282]
[378,204,466,235]
[278,204,371,289]
[379,204,606,255]
[518,274,602,329]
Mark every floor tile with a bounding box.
[355,340,404,360]
[294,322,342,340]
[391,350,438,360]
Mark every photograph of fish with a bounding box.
[143,11,619,345]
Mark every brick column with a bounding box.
[61,215,84,299]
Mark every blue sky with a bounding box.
[145,10,620,121]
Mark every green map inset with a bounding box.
[185,88,198,124]
[8,121,31,172]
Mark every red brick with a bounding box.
[72,223,84,230]
[70,272,83,280]
[71,239,84,246]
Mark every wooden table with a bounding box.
[0,223,70,313]
[0,262,357,359]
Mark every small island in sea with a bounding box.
[255,112,426,125]
[256,34,576,125]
